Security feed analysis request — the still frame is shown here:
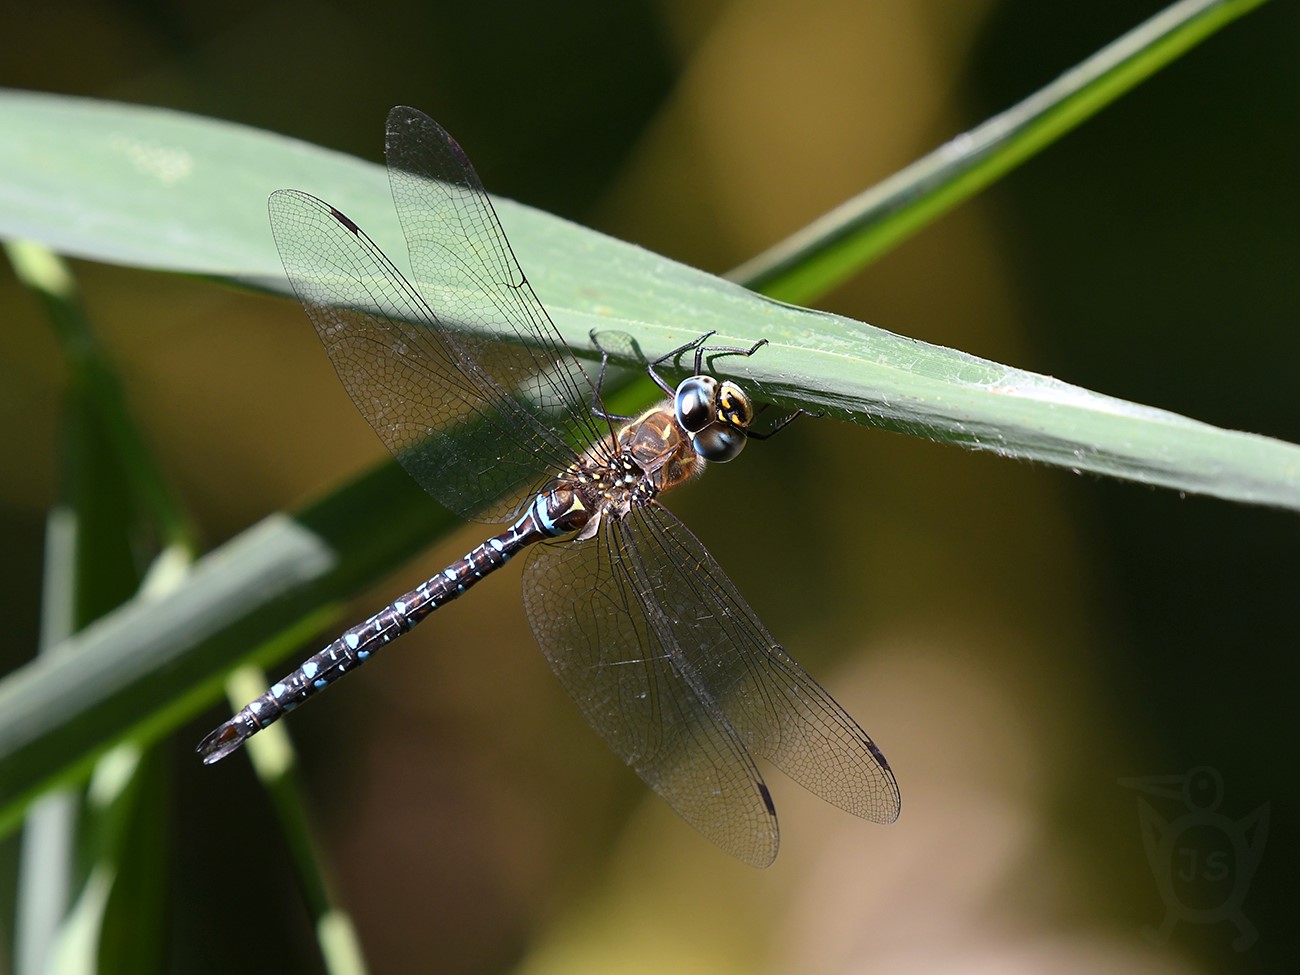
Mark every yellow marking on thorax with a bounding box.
[616,402,701,495]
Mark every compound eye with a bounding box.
[715,381,755,430]
[674,376,718,433]
[692,423,747,462]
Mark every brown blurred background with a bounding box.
[1,1,1297,973]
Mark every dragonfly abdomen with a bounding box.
[197,497,566,765]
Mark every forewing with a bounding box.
[625,505,901,825]
[384,107,611,466]
[269,189,578,523]
[522,524,780,867]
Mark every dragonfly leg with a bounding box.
[692,336,769,375]
[646,331,778,393]
[587,329,635,423]
[744,404,821,441]
[647,330,713,393]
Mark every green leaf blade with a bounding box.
[0,87,1296,509]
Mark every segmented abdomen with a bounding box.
[196,491,573,763]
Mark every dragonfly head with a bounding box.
[674,375,755,463]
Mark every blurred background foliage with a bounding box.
[1,1,1296,973]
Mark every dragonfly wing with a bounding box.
[624,505,901,825]
[384,107,612,462]
[522,522,780,868]
[269,189,580,523]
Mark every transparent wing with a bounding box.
[522,519,781,867]
[269,189,590,523]
[623,505,901,825]
[384,107,612,459]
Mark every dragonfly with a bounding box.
[198,106,899,866]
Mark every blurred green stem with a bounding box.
[4,241,199,554]
[5,241,365,974]
[728,0,1272,301]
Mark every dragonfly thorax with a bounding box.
[616,402,704,498]
[549,402,704,542]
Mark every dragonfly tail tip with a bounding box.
[196,719,251,765]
